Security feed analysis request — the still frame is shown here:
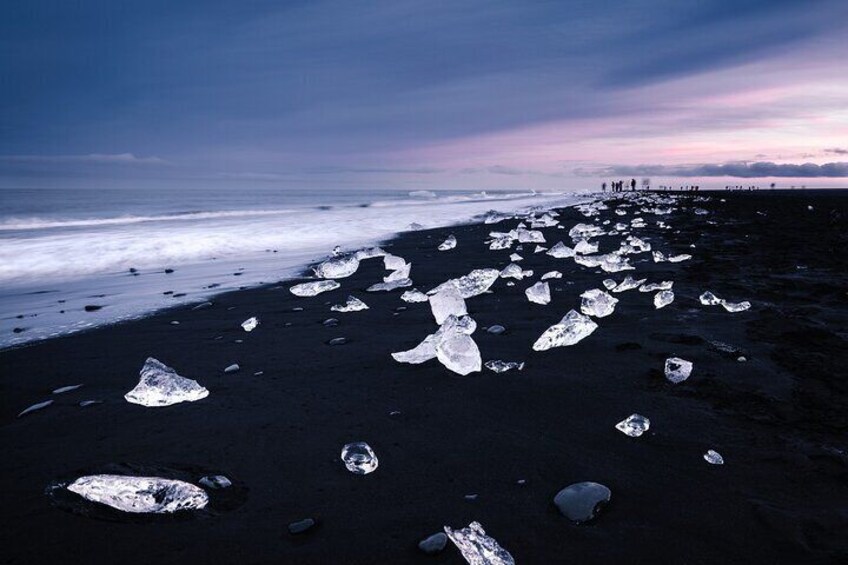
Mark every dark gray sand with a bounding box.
[1,190,847,564]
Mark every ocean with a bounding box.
[0,186,588,348]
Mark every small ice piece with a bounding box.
[392,334,438,364]
[652,250,667,263]
[444,521,515,565]
[224,363,240,374]
[435,316,482,375]
[541,270,562,280]
[438,234,457,251]
[664,357,693,383]
[721,300,751,312]
[401,289,429,303]
[419,532,448,555]
[516,228,545,243]
[534,245,547,254]
[554,482,611,524]
[430,285,467,324]
[580,289,618,318]
[615,414,650,437]
[509,253,523,262]
[430,268,500,299]
[574,240,599,255]
[384,261,411,283]
[367,278,413,292]
[569,223,604,241]
[612,275,646,293]
[290,280,340,297]
[547,241,575,258]
[699,291,722,305]
[602,278,617,290]
[639,281,673,292]
[383,253,407,271]
[18,399,53,418]
[199,475,232,489]
[704,450,725,465]
[241,317,259,332]
[499,263,525,280]
[667,253,692,263]
[331,295,369,312]
[125,358,209,407]
[313,254,360,279]
[484,360,525,373]
[532,310,598,351]
[341,441,378,474]
[654,290,675,309]
[66,475,208,514]
[53,384,83,394]
[525,281,551,305]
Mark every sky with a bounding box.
[2,0,847,190]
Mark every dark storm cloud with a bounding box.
[578,161,848,178]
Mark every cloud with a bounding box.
[824,147,848,155]
[0,153,165,165]
[575,161,848,178]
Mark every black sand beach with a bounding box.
[2,190,847,564]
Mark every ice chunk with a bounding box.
[509,253,523,262]
[602,278,617,290]
[654,290,674,309]
[534,245,547,253]
[392,334,438,364]
[664,357,693,383]
[499,263,525,280]
[355,246,387,260]
[569,223,604,241]
[444,521,514,565]
[484,360,525,373]
[525,281,551,305]
[367,278,413,292]
[554,482,611,524]
[612,275,646,293]
[125,358,209,407]
[574,240,599,255]
[704,449,724,465]
[580,289,619,318]
[532,310,598,351]
[436,320,482,376]
[699,291,722,305]
[667,253,692,263]
[331,295,369,312]
[341,441,379,474]
[652,251,666,263]
[241,317,259,332]
[66,474,208,514]
[18,399,53,418]
[721,300,751,312]
[401,289,429,303]
[384,262,411,283]
[599,253,634,273]
[488,235,513,250]
[430,285,467,324]
[639,281,673,292]
[436,268,500,299]
[383,253,408,271]
[541,270,562,280]
[438,235,457,251]
[615,414,650,437]
[547,241,575,258]
[516,228,545,243]
[313,254,360,279]
[290,280,340,297]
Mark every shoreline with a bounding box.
[2,190,847,563]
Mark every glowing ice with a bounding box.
[444,521,514,565]
[290,280,340,297]
[654,290,674,309]
[341,442,379,474]
[499,263,525,280]
[612,275,646,293]
[704,450,724,465]
[541,270,562,280]
[721,300,751,312]
[639,281,673,292]
[525,281,551,305]
[401,289,429,303]
[435,316,482,375]
[580,289,618,318]
[569,223,604,240]
[439,235,457,251]
[331,295,369,312]
[241,317,259,332]
[313,254,360,279]
[602,279,616,290]
[574,240,598,255]
[616,414,650,437]
[124,358,209,407]
[437,268,500,299]
[391,334,438,364]
[532,310,598,351]
[485,360,525,373]
[430,285,467,324]
[384,262,411,283]
[66,474,208,514]
[509,253,523,262]
[664,357,693,383]
[516,228,545,243]
[667,253,692,263]
[547,241,575,258]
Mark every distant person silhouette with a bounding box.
[630,178,636,191]
[601,182,607,193]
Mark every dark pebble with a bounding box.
[84,305,103,312]
[288,518,316,535]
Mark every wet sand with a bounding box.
[1,190,847,564]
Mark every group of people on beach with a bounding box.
[602,179,637,192]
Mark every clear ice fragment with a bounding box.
[639,281,673,292]
[532,310,598,351]
[341,442,379,474]
[313,254,360,279]
[580,289,619,318]
[290,280,340,297]
[124,358,209,407]
[720,300,750,312]
[612,275,646,293]
[602,278,617,290]
[367,278,413,292]
[509,253,523,262]
[484,360,525,373]
[574,240,599,255]
[547,241,575,258]
[331,295,369,312]
[700,291,722,305]
[525,282,551,305]
[430,285,467,324]
[615,414,650,437]
[438,235,457,251]
[654,290,674,309]
[444,521,514,565]
[401,289,429,303]
[541,270,562,280]
[67,474,208,514]
[704,450,724,465]
[241,317,259,332]
[499,263,525,280]
[664,357,693,383]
